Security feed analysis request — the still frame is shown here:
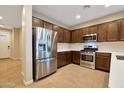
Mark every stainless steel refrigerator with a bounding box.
[32,27,57,81]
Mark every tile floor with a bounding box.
[0,59,109,88]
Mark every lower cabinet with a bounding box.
[57,51,72,68]
[95,52,111,72]
[72,51,80,65]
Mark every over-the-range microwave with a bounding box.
[82,33,97,42]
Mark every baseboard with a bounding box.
[23,79,33,86]
[10,57,22,61]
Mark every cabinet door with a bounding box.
[53,25,64,42]
[71,29,83,43]
[95,52,111,72]
[77,29,83,43]
[88,25,97,34]
[72,51,80,65]
[82,27,89,35]
[97,23,107,42]
[43,21,53,30]
[107,21,119,41]
[32,17,43,27]
[64,29,71,43]
[120,19,124,40]
[71,30,77,43]
[66,51,72,64]
[57,52,66,68]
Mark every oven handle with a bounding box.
[80,53,95,56]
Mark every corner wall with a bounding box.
[22,5,33,85]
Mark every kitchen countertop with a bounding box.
[57,49,80,52]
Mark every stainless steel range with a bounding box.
[80,42,98,69]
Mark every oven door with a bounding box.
[80,53,95,69]
[81,54,94,62]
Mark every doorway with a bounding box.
[0,30,11,59]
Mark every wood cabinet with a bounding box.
[95,52,111,72]
[71,30,78,43]
[120,19,124,40]
[57,51,72,68]
[72,29,83,43]
[97,23,108,42]
[53,25,71,43]
[88,25,97,34]
[66,51,72,64]
[63,29,71,43]
[82,27,89,35]
[72,51,80,65]
[53,25,64,42]
[82,26,97,35]
[107,21,119,41]
[57,52,66,68]
[32,17,43,27]
[43,21,52,30]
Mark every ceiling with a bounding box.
[33,5,124,28]
[0,5,22,29]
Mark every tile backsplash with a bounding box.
[98,41,124,52]
[57,43,83,52]
[58,41,124,52]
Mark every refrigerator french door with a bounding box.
[33,27,57,81]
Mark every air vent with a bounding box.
[84,5,91,9]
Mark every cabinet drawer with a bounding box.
[95,52,111,72]
[96,52,111,57]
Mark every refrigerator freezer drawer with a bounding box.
[35,57,57,80]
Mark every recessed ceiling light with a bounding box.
[105,5,110,7]
[0,16,3,20]
[76,14,81,19]
[0,24,4,27]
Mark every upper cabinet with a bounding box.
[107,20,119,41]
[53,25,64,42]
[32,17,71,43]
[97,23,108,42]
[32,17,43,27]
[33,17,124,43]
[120,19,124,41]
[88,25,97,34]
[82,26,97,35]
[53,25,71,43]
[82,27,89,35]
[72,29,83,43]
[43,21,53,30]
[63,29,71,43]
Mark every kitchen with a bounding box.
[0,5,124,88]
[31,5,124,88]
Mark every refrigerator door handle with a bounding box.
[37,58,55,63]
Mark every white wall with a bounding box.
[11,28,21,60]
[22,5,33,85]
[19,27,23,60]
[0,29,11,58]
[71,11,124,30]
